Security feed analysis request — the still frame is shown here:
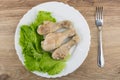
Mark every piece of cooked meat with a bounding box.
[57,20,73,29]
[52,35,80,60]
[37,21,58,35]
[41,29,75,51]
[37,20,73,35]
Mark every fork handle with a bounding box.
[98,28,104,67]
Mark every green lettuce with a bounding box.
[19,11,68,75]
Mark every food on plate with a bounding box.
[37,21,56,35]
[52,35,80,60]
[19,10,80,75]
[38,20,80,60]
[19,11,70,75]
[41,29,75,51]
[37,20,73,35]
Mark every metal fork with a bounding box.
[95,6,104,67]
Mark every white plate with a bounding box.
[15,2,91,78]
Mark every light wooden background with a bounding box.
[0,0,120,80]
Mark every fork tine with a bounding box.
[98,7,100,20]
[101,7,103,20]
[99,7,101,20]
[99,7,103,20]
[96,7,99,20]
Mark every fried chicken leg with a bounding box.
[52,35,80,60]
[37,20,73,35]
[41,29,75,51]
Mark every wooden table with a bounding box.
[0,0,120,80]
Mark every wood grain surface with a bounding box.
[0,0,120,80]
